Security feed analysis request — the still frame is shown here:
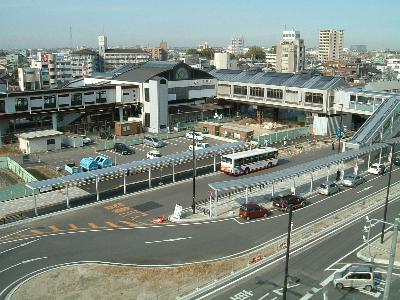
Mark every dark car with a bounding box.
[239,203,269,220]
[272,195,308,212]
[394,155,400,166]
[114,143,134,155]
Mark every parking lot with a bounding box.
[28,135,226,174]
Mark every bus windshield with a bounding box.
[221,157,232,164]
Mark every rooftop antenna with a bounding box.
[69,25,73,49]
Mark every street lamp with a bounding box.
[337,104,344,154]
[381,143,395,243]
[191,127,196,214]
[282,204,293,300]
[363,215,400,300]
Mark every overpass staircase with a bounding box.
[344,97,400,150]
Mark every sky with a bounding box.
[1,0,399,50]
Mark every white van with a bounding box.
[333,265,375,291]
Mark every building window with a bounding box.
[250,87,264,98]
[145,88,150,102]
[96,91,107,103]
[233,85,247,96]
[44,95,56,108]
[266,89,283,99]
[71,93,82,106]
[305,92,323,104]
[84,92,94,96]
[0,100,5,113]
[47,138,55,145]
[15,98,29,111]
[145,113,150,127]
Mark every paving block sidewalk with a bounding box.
[357,231,400,266]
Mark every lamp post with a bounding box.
[381,143,395,244]
[337,104,344,153]
[282,204,293,300]
[191,127,196,214]
[363,215,399,300]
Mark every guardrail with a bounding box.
[256,126,311,146]
[181,181,400,300]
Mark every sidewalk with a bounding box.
[357,231,400,266]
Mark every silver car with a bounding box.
[341,175,365,187]
[333,265,375,291]
[318,182,340,196]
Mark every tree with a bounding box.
[186,48,198,55]
[245,46,266,61]
[199,48,215,60]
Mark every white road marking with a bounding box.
[0,239,39,255]
[1,228,32,239]
[145,236,192,244]
[272,283,300,295]
[0,256,48,274]
[257,292,270,300]
[357,186,373,193]
[359,289,381,298]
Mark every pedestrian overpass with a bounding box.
[344,96,400,150]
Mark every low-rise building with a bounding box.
[17,129,63,154]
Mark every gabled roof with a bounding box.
[113,61,180,82]
[209,69,345,90]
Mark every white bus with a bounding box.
[220,147,279,176]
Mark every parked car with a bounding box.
[239,203,269,220]
[341,175,365,187]
[368,163,386,175]
[272,195,308,212]
[147,150,162,159]
[333,265,375,291]
[318,181,340,196]
[189,142,210,150]
[114,143,134,155]
[144,136,164,148]
[186,131,204,141]
[80,135,93,145]
[394,154,400,166]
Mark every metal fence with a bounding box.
[256,126,312,146]
[0,157,37,202]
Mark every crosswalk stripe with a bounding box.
[31,229,44,235]
[105,221,120,228]
[88,223,100,229]
[120,220,138,227]
[68,224,79,230]
[48,225,62,232]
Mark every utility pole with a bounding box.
[191,128,196,214]
[381,144,394,243]
[337,104,344,153]
[383,216,399,300]
[283,204,293,300]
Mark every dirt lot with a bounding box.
[0,144,21,157]
[24,165,60,180]
[0,169,23,187]
[10,261,244,300]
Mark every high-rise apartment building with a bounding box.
[228,37,244,56]
[275,29,305,73]
[318,29,344,62]
[70,49,99,78]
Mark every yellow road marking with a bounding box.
[68,224,79,230]
[48,225,62,232]
[105,221,120,228]
[31,229,44,235]
[88,223,99,229]
[119,220,139,227]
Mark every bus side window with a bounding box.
[259,154,267,161]
[252,155,259,163]
[244,157,252,164]
[235,158,243,167]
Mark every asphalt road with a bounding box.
[206,193,400,300]
[0,158,399,298]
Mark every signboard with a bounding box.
[173,204,183,219]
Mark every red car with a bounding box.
[272,195,307,212]
[239,203,269,220]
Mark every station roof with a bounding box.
[26,141,247,191]
[209,142,387,192]
[209,69,344,90]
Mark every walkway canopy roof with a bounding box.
[26,141,247,191]
[209,142,389,193]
